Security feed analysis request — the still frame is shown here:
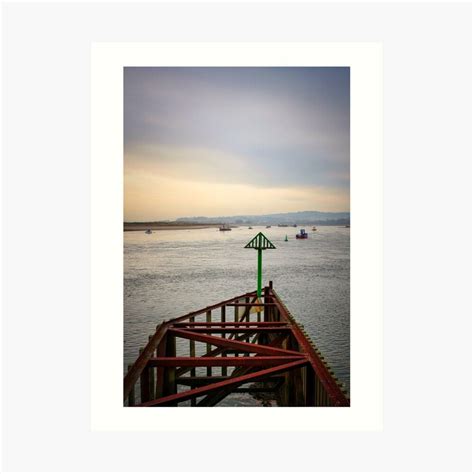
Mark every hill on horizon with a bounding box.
[175,210,350,226]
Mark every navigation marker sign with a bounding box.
[244,232,276,297]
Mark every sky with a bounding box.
[124,67,350,221]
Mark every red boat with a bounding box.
[296,229,308,239]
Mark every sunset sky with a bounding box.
[124,67,350,221]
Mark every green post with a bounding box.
[257,249,262,298]
[245,232,276,298]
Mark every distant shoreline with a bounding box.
[124,223,349,232]
[124,223,222,232]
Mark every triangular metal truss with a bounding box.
[244,232,276,250]
[124,284,349,407]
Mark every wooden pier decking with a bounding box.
[124,281,350,407]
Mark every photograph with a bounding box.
[123,67,350,407]
[5,0,472,471]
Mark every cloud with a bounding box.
[124,67,349,160]
[125,142,349,189]
[125,167,349,221]
[124,67,350,219]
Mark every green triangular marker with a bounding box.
[244,232,276,297]
[244,232,276,250]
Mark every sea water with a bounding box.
[124,225,350,405]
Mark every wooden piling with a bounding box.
[164,335,177,405]
[221,306,227,376]
[139,347,150,403]
[155,337,166,398]
[245,297,250,344]
[189,316,196,406]
[147,336,155,400]
[286,339,297,406]
[189,316,196,377]
[305,363,316,406]
[264,287,269,323]
[268,282,276,323]
[316,376,323,405]
[206,310,212,376]
[127,364,135,406]
[294,365,305,406]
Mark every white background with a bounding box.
[2,1,472,472]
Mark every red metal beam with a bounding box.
[172,321,288,327]
[138,359,308,407]
[147,356,305,368]
[174,326,290,334]
[176,375,231,385]
[170,291,258,323]
[226,303,276,307]
[176,375,285,386]
[169,328,304,356]
[175,331,259,378]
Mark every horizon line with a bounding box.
[124,209,351,223]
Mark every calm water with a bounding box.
[124,226,350,405]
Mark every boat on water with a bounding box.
[145,229,152,234]
[284,235,288,242]
[248,226,253,229]
[293,224,297,227]
[296,229,308,239]
[266,225,271,228]
[312,227,317,231]
[219,224,232,231]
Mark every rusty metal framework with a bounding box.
[124,282,349,407]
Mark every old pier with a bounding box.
[124,282,349,407]
[124,232,349,407]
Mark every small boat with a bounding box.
[266,225,271,228]
[219,224,232,231]
[312,227,317,231]
[293,224,297,227]
[248,226,253,229]
[145,229,152,234]
[284,235,288,242]
[345,225,350,228]
[296,229,308,239]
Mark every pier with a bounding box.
[124,281,350,407]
